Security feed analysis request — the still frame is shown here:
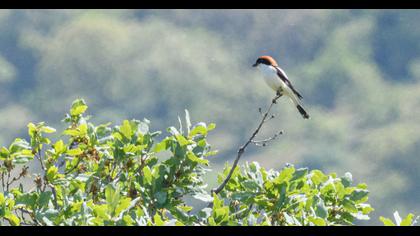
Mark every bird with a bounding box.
[253,55,310,119]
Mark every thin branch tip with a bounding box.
[211,94,283,196]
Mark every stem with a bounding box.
[48,184,59,209]
[1,171,4,191]
[6,171,10,192]
[64,157,82,175]
[211,94,282,195]
[7,166,29,190]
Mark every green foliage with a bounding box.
[210,162,373,226]
[0,99,382,226]
[0,100,215,225]
[380,211,419,226]
[1,10,420,222]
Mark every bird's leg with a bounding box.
[273,90,283,104]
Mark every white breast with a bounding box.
[258,64,284,91]
[257,64,298,106]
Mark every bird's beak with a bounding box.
[252,63,258,67]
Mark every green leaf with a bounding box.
[115,197,131,216]
[380,216,396,226]
[291,167,308,182]
[47,166,59,181]
[178,205,193,212]
[212,193,223,209]
[231,192,254,201]
[207,123,216,131]
[27,122,37,137]
[175,134,189,146]
[241,180,260,191]
[350,189,369,202]
[213,206,229,224]
[400,213,415,226]
[341,172,353,187]
[63,129,81,136]
[93,204,110,219]
[15,192,38,209]
[315,201,328,218]
[78,123,88,135]
[54,140,66,154]
[38,191,52,207]
[9,138,31,152]
[155,192,167,205]
[40,137,51,144]
[189,125,207,137]
[308,216,326,226]
[5,213,20,226]
[167,126,180,136]
[112,132,123,141]
[105,185,120,215]
[40,126,56,134]
[342,198,358,213]
[154,139,168,152]
[153,214,165,226]
[122,215,135,226]
[123,144,146,154]
[360,204,375,215]
[120,120,132,139]
[0,147,9,160]
[274,166,295,184]
[70,99,88,116]
[143,166,153,185]
[0,192,4,205]
[187,152,208,165]
[208,216,216,226]
[67,148,83,156]
[12,156,30,164]
[71,105,88,116]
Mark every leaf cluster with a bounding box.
[0,99,398,226]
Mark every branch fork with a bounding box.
[211,94,283,196]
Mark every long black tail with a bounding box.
[296,105,310,119]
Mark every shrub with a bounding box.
[0,99,375,225]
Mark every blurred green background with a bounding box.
[0,9,419,225]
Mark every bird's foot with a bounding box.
[273,91,283,103]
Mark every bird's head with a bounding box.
[252,55,278,67]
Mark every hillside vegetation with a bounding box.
[0,10,419,224]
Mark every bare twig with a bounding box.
[211,94,283,195]
[7,166,29,191]
[35,151,46,172]
[6,171,10,191]
[48,183,59,209]
[1,171,5,191]
[251,130,284,147]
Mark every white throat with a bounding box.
[258,64,278,77]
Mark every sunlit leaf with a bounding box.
[380,216,396,226]
[67,148,83,156]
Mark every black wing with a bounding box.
[274,66,303,100]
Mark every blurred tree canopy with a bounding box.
[0,9,419,224]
